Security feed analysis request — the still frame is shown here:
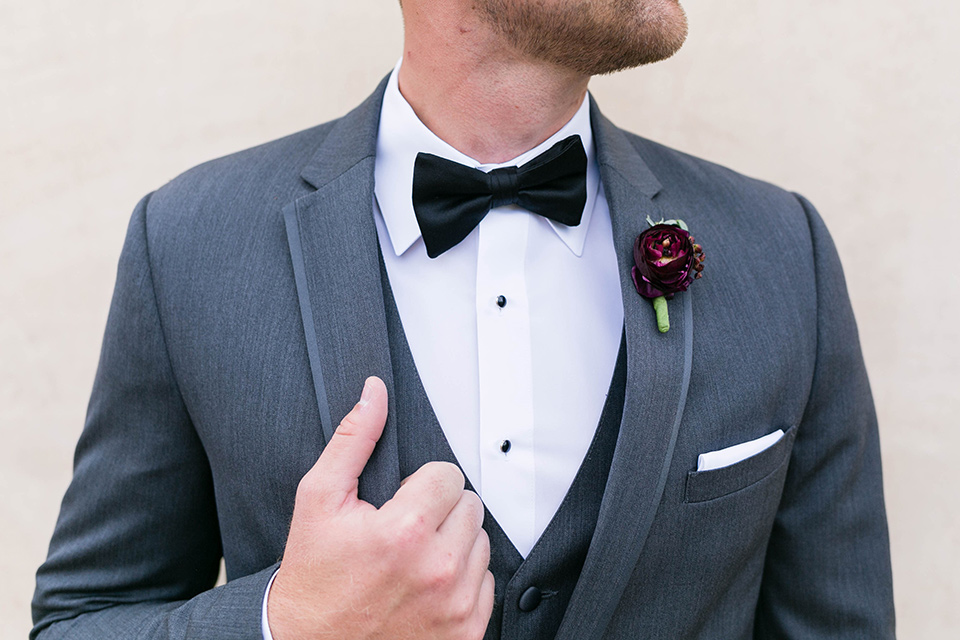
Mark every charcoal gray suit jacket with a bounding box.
[33,77,895,639]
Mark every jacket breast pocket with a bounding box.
[684,425,797,503]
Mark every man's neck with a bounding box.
[397,6,589,165]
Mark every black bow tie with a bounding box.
[412,135,588,258]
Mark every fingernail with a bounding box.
[358,378,373,409]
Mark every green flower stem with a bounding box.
[653,296,670,333]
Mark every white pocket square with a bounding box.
[697,429,785,472]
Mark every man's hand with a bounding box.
[267,376,495,640]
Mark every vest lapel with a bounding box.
[555,101,695,639]
[282,76,401,508]
[382,256,629,640]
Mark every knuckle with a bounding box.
[407,462,465,506]
[477,529,491,563]
[335,411,363,437]
[432,559,458,589]
[448,593,474,624]
[461,488,480,506]
[442,462,466,487]
[463,490,484,515]
[467,617,488,640]
[388,511,428,547]
[459,491,485,530]
[423,461,464,487]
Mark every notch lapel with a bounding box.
[282,77,401,508]
[555,101,695,639]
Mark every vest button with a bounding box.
[518,586,542,612]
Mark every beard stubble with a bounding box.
[476,0,689,76]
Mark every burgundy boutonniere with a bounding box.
[631,217,705,333]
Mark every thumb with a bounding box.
[308,376,388,507]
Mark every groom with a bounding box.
[33,1,895,638]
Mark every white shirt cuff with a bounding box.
[261,569,280,640]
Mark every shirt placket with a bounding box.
[475,206,537,556]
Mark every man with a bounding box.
[33,0,895,638]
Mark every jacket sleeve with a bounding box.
[31,194,277,639]
[753,195,896,638]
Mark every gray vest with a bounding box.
[381,267,627,640]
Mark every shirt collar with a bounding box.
[374,60,600,258]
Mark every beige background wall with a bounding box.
[2,1,957,637]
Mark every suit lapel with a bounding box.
[283,82,693,609]
[282,77,401,508]
[556,100,695,639]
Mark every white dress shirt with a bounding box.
[262,62,623,638]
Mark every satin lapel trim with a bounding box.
[282,76,401,508]
[555,105,694,639]
[283,204,333,442]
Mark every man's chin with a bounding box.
[479,0,689,77]
[579,27,688,76]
